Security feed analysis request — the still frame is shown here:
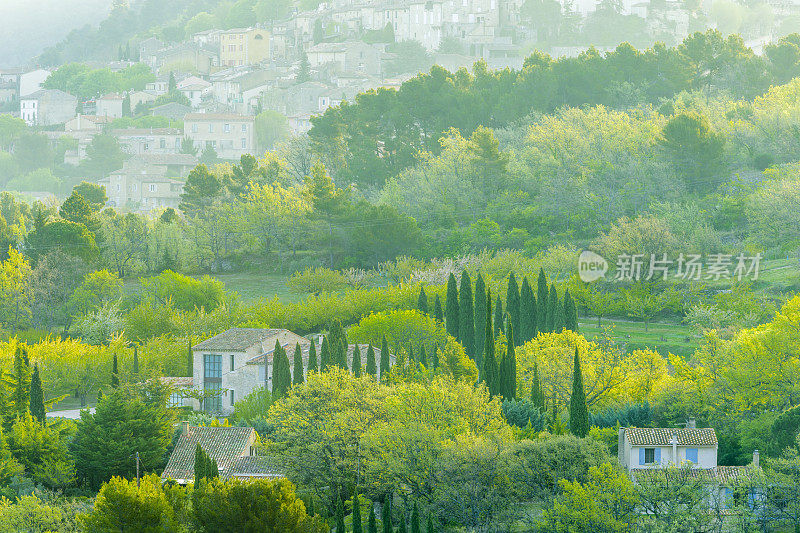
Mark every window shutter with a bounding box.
[654,448,661,464]
[639,448,645,465]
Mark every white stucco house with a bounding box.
[618,423,720,471]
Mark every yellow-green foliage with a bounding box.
[348,308,447,347]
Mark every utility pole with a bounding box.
[135,451,140,488]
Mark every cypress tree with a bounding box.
[569,347,589,438]
[433,295,443,324]
[194,444,208,484]
[398,512,408,533]
[458,271,475,358]
[473,273,487,372]
[427,515,435,533]
[133,344,139,374]
[352,344,362,377]
[368,504,377,533]
[546,284,558,333]
[308,341,319,374]
[431,345,439,369]
[554,287,566,332]
[187,337,193,377]
[380,335,390,381]
[417,286,428,315]
[482,290,498,392]
[273,341,291,398]
[519,277,536,344]
[418,345,427,367]
[366,344,377,377]
[445,273,459,340]
[530,360,545,411]
[209,458,219,478]
[563,289,578,332]
[411,502,420,533]
[320,336,331,370]
[336,495,345,533]
[329,320,348,352]
[536,268,548,334]
[382,498,392,533]
[111,354,119,388]
[29,364,45,423]
[506,273,521,346]
[500,324,517,400]
[293,343,304,385]
[494,294,504,335]
[352,487,363,533]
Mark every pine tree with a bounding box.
[473,273,487,373]
[445,273,459,340]
[382,498,393,533]
[111,354,119,388]
[380,335,390,382]
[29,364,45,423]
[536,268,548,334]
[308,341,319,374]
[569,347,589,438]
[530,360,545,411]
[546,284,558,333]
[353,487,363,533]
[458,271,475,358]
[482,290,498,392]
[418,345,427,367]
[433,295,443,324]
[133,344,139,374]
[366,344,377,378]
[506,273,521,346]
[320,336,331,371]
[336,495,346,533]
[368,505,377,533]
[520,277,537,344]
[293,343,304,385]
[417,286,428,315]
[500,324,517,400]
[494,294,504,335]
[398,511,408,533]
[563,289,578,332]
[426,514,435,533]
[352,345,362,377]
[411,502,420,533]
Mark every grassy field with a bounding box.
[577,317,699,358]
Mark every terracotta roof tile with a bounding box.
[161,426,255,482]
[228,456,283,480]
[626,427,718,446]
[193,328,283,352]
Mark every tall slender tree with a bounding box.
[338,339,348,370]
[320,336,331,371]
[569,347,589,438]
[482,290,498,392]
[426,515,435,533]
[520,277,537,344]
[554,287,566,332]
[506,273,521,345]
[398,512,408,533]
[272,341,291,398]
[431,345,439,369]
[445,273,459,340]
[352,344,362,377]
[353,486,363,533]
[368,504,377,533]
[494,294,504,335]
[530,360,545,411]
[307,340,319,374]
[411,502,420,533]
[111,354,119,388]
[473,273,487,372]
[546,284,558,333]
[382,497,393,533]
[458,271,475,358]
[536,268,548,334]
[417,286,428,315]
[563,289,578,332]
[380,335,390,381]
[499,324,517,400]
[433,295,443,324]
[29,364,44,423]
[336,495,346,533]
[293,343,304,385]
[365,344,377,377]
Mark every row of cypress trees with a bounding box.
[0,346,45,426]
[333,486,435,533]
[420,269,578,368]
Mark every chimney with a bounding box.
[686,417,696,429]
[181,421,189,436]
[753,449,760,468]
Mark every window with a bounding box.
[168,392,182,408]
[191,124,198,133]
[204,354,221,379]
[241,124,247,132]
[224,123,230,133]
[203,354,222,412]
[241,138,247,149]
[160,138,166,148]
[148,184,156,192]
[639,447,659,465]
[203,381,222,411]
[686,448,698,463]
[208,123,214,133]
[230,354,235,371]
[230,389,235,406]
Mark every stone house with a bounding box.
[96,93,124,118]
[19,89,76,126]
[183,113,255,160]
[161,422,281,484]
[111,127,184,156]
